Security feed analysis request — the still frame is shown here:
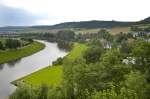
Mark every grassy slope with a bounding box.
[0,41,45,64]
[13,43,87,87]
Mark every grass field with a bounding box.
[15,66,63,87]
[74,27,130,35]
[66,43,88,60]
[13,43,87,87]
[0,41,45,64]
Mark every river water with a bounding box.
[0,41,68,99]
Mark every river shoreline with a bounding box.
[0,41,67,99]
[0,41,45,64]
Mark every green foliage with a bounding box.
[20,38,33,43]
[57,30,75,41]
[5,39,21,49]
[131,26,143,32]
[92,85,139,99]
[132,40,150,72]
[57,41,73,51]
[0,41,45,64]
[83,45,103,64]
[0,41,4,50]
[14,43,87,88]
[9,85,37,99]
[38,84,49,99]
[122,71,149,99]
[115,32,128,43]
[120,41,133,54]
[98,29,113,41]
[11,40,150,99]
[48,86,65,99]
[101,49,124,66]
[87,38,102,46]
[52,57,63,65]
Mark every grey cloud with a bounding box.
[0,4,39,26]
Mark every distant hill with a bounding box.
[0,16,150,33]
[32,20,135,29]
[138,17,150,24]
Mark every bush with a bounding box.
[52,57,63,65]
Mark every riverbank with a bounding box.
[12,43,87,87]
[0,41,45,64]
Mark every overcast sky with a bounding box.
[0,0,150,26]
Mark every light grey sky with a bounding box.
[0,0,150,26]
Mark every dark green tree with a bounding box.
[98,29,113,41]
[0,41,4,50]
[57,30,75,41]
[83,45,103,64]
[38,84,48,99]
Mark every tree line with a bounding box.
[0,38,33,50]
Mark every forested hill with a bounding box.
[30,16,150,29]
[138,17,150,24]
[0,16,150,33]
[32,20,135,29]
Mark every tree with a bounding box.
[132,40,150,72]
[38,84,48,99]
[144,27,150,32]
[120,41,133,54]
[62,58,76,99]
[9,85,37,99]
[87,38,101,46]
[98,29,113,41]
[57,30,75,41]
[115,32,127,44]
[0,41,4,50]
[83,45,103,64]
[130,26,143,32]
[122,71,150,99]
[5,39,21,49]
[52,57,63,65]
[13,40,21,49]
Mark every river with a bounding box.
[0,40,68,99]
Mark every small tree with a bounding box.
[98,29,113,41]
[38,84,48,99]
[0,41,4,50]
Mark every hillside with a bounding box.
[31,20,134,29]
[139,17,150,24]
[0,16,150,33]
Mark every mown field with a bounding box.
[0,41,45,64]
[13,43,87,87]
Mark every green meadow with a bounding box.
[0,41,45,64]
[13,43,87,87]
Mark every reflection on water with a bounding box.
[0,40,68,99]
[7,59,21,68]
[0,64,4,70]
